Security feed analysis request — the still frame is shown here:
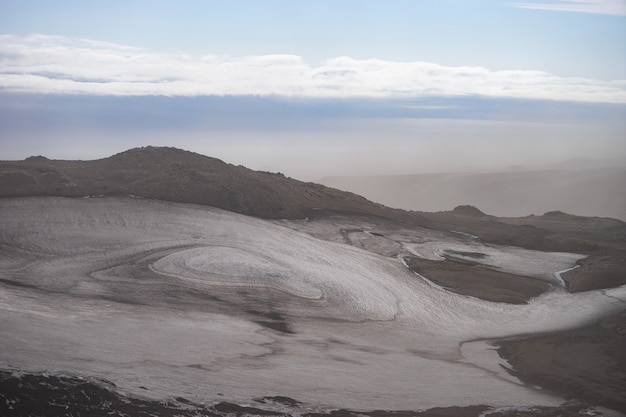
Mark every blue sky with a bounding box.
[0,0,625,178]
[2,0,625,78]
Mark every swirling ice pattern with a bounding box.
[0,197,624,411]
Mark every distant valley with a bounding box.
[320,164,626,220]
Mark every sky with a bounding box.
[1,0,625,180]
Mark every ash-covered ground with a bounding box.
[1,197,625,415]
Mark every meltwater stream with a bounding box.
[0,197,624,411]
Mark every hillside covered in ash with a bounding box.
[0,146,403,221]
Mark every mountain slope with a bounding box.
[0,146,415,221]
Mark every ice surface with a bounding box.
[0,197,625,411]
[402,240,583,284]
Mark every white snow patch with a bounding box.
[0,197,624,411]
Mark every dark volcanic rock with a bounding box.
[0,371,219,417]
[450,205,487,217]
[498,309,626,414]
[0,146,420,222]
[403,255,550,304]
[0,370,605,417]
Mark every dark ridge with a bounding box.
[450,205,487,217]
[0,371,219,417]
[0,370,601,417]
[541,210,593,221]
[24,155,49,162]
[0,146,427,224]
[544,210,569,217]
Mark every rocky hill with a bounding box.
[0,146,416,221]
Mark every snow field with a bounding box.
[0,197,624,410]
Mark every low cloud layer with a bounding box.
[1,34,625,103]
[513,0,626,16]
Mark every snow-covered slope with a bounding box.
[1,197,624,411]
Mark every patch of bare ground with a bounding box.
[497,309,626,414]
[403,256,550,304]
[493,211,626,293]
[421,207,626,292]
[0,370,609,417]
[561,251,626,292]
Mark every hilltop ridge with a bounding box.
[0,146,416,222]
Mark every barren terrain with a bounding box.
[0,148,625,416]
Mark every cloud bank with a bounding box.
[513,0,626,15]
[1,34,625,103]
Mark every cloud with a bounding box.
[512,0,626,15]
[1,34,625,103]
